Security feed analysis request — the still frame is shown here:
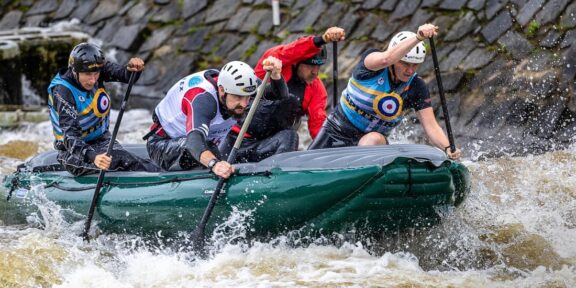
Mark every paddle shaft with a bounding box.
[429,37,456,153]
[332,42,338,108]
[192,71,273,251]
[82,71,137,241]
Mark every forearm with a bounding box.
[364,36,420,71]
[264,77,289,100]
[185,130,212,163]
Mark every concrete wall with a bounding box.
[1,0,575,156]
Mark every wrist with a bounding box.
[207,158,219,172]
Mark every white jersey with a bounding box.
[154,70,236,145]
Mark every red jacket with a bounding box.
[254,36,327,139]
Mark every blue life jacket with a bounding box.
[47,73,110,142]
[340,67,416,135]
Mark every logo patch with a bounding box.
[94,88,110,117]
[373,92,403,121]
[188,76,202,87]
[242,85,257,93]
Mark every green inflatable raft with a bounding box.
[2,144,470,237]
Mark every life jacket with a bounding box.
[47,73,110,142]
[154,70,236,146]
[340,67,416,135]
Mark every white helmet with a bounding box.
[217,61,260,96]
[388,31,426,64]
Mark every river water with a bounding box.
[0,109,574,287]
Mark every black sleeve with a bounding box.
[99,62,141,84]
[404,77,432,111]
[50,85,98,162]
[185,130,209,161]
[352,48,384,80]
[183,91,218,161]
[262,77,289,101]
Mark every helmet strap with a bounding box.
[390,65,398,83]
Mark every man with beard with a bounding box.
[145,57,286,179]
[219,27,345,163]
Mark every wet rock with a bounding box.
[404,9,433,32]
[139,27,175,53]
[247,40,277,66]
[361,0,382,9]
[180,27,209,52]
[390,1,419,20]
[515,0,545,26]
[239,9,268,33]
[152,1,181,22]
[26,0,58,16]
[124,1,151,24]
[560,2,576,29]
[371,21,398,42]
[0,11,22,30]
[560,30,576,49]
[154,0,171,5]
[445,12,478,42]
[482,10,513,43]
[439,0,467,10]
[534,0,570,26]
[227,35,258,62]
[24,15,46,27]
[205,0,240,24]
[53,0,77,20]
[257,12,275,35]
[288,1,326,32]
[380,0,398,11]
[109,24,146,50]
[420,0,440,8]
[539,30,562,48]
[336,11,360,36]
[354,13,380,40]
[428,71,464,93]
[486,0,508,20]
[498,31,534,60]
[71,0,98,22]
[225,7,251,31]
[467,0,486,10]
[215,34,243,56]
[460,48,496,71]
[176,11,206,36]
[182,0,207,19]
[440,38,476,72]
[86,0,121,24]
[95,17,122,43]
[315,2,347,30]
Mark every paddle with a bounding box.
[428,37,456,153]
[82,71,137,242]
[332,42,338,109]
[191,71,273,252]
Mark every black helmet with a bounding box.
[68,43,105,73]
[300,46,327,65]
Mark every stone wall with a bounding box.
[1,0,575,157]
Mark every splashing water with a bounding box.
[1,111,575,287]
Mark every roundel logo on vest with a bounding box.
[94,89,111,116]
[373,92,403,121]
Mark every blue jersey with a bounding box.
[48,73,110,142]
[339,48,431,135]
